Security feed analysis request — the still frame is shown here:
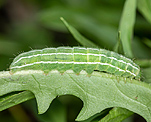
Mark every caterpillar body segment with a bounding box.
[10,47,140,79]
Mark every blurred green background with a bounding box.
[0,0,150,122]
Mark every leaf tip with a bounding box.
[60,17,66,23]
[60,17,64,20]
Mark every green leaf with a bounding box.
[0,70,151,121]
[119,0,136,58]
[60,17,98,48]
[0,91,34,111]
[114,31,124,54]
[99,107,133,122]
[137,0,151,24]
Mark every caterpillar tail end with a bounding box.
[135,72,141,81]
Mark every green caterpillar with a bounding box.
[9,47,140,79]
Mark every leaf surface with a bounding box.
[99,107,133,122]
[137,0,151,24]
[119,0,136,58]
[0,91,34,111]
[0,70,151,121]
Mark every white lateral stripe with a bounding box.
[10,61,136,76]
[12,52,139,70]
